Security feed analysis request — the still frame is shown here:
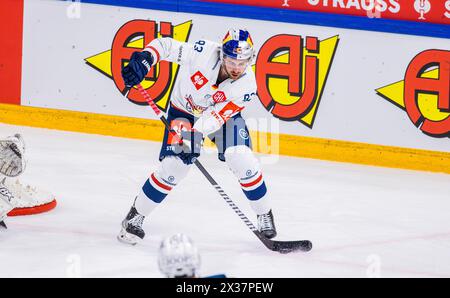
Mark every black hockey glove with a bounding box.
[175,130,204,165]
[121,51,154,87]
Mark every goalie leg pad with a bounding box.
[0,181,18,222]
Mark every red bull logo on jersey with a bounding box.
[255,34,339,128]
[376,49,450,138]
[84,20,192,111]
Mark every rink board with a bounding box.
[1,103,449,174]
[0,0,449,173]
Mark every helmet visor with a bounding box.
[222,56,250,70]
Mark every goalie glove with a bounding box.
[0,134,27,177]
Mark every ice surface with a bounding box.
[0,124,449,277]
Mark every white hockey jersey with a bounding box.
[144,38,257,135]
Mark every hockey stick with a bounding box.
[135,83,312,253]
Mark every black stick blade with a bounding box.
[255,231,312,253]
[272,240,313,254]
[261,237,313,253]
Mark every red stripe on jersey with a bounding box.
[241,174,263,188]
[151,173,172,191]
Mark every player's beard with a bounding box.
[222,65,243,81]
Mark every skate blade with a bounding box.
[117,228,139,245]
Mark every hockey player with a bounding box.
[158,233,201,278]
[158,233,226,278]
[118,29,277,245]
[0,134,26,229]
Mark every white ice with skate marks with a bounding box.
[0,123,449,277]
